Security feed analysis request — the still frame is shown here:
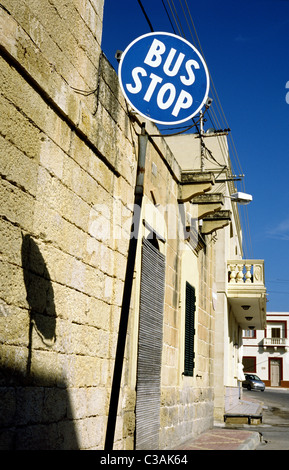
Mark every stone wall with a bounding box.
[0,0,138,449]
[0,0,216,450]
[158,239,215,448]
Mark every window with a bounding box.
[243,356,256,373]
[243,329,256,338]
[184,282,196,376]
[272,328,281,338]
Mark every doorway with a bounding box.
[270,358,282,387]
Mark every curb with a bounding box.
[237,431,261,450]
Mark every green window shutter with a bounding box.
[184,282,196,376]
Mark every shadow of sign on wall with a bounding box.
[0,234,80,449]
[21,234,57,375]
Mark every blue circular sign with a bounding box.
[118,32,210,125]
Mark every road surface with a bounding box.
[243,388,289,450]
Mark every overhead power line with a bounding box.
[137,0,154,31]
[161,0,177,33]
[136,0,254,259]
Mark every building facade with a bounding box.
[243,312,289,388]
[0,0,266,450]
[165,132,267,420]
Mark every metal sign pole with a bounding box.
[105,124,148,450]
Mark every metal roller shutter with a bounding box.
[135,238,166,450]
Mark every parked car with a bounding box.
[242,374,265,391]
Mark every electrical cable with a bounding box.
[168,1,233,168]
[135,0,254,257]
[165,0,183,37]
[137,0,154,32]
[161,0,177,34]
[179,0,253,258]
[267,291,289,295]
[180,0,246,187]
[169,0,186,37]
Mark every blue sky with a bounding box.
[101,0,289,311]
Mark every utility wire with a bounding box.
[267,291,289,295]
[180,0,246,189]
[136,0,254,258]
[169,0,235,174]
[161,0,177,33]
[166,0,183,37]
[137,0,154,31]
[169,0,186,37]
[173,0,253,258]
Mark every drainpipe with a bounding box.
[104,123,148,450]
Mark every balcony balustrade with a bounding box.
[262,337,289,348]
[226,260,267,330]
[227,260,265,286]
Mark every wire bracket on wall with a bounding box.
[130,101,212,138]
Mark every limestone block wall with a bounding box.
[125,120,215,449]
[0,0,218,450]
[137,127,216,448]
[159,241,216,448]
[0,0,137,449]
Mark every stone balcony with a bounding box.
[178,171,215,202]
[227,260,267,330]
[262,337,289,350]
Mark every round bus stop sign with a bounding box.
[118,32,210,125]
